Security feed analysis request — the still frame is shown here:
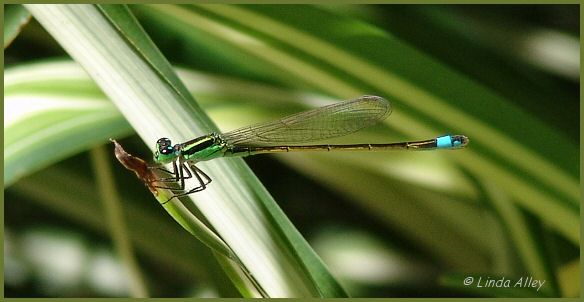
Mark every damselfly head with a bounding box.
[154,137,178,163]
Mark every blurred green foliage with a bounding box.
[4,4,579,298]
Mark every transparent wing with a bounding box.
[221,95,391,146]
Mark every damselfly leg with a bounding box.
[148,161,212,203]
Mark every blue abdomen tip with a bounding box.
[437,135,468,149]
[436,135,453,149]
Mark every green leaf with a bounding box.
[9,166,230,291]
[24,4,346,297]
[136,4,578,245]
[279,151,490,270]
[4,61,132,186]
[5,59,486,272]
[8,4,577,297]
[4,4,31,48]
[478,177,555,293]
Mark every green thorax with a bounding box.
[180,133,228,162]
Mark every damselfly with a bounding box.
[152,95,468,202]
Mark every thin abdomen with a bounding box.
[227,140,435,157]
[224,135,467,157]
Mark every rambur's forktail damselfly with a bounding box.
[151,95,468,202]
